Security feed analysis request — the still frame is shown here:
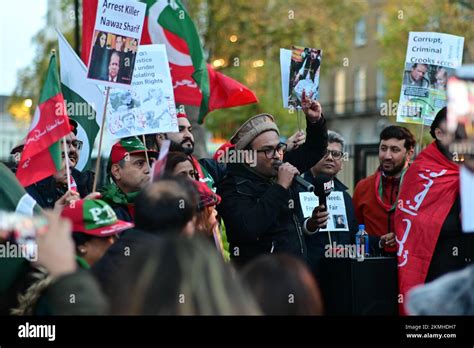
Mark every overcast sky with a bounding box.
[0,1,48,96]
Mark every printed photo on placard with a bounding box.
[288,46,322,108]
[87,31,138,85]
[86,0,146,88]
[396,31,464,125]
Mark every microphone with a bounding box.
[294,175,315,192]
[313,174,334,212]
[274,161,315,192]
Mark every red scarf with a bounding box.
[395,142,459,315]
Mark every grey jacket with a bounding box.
[407,264,474,315]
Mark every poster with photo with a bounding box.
[396,32,464,125]
[107,44,178,138]
[299,191,349,232]
[86,0,146,88]
[289,46,322,108]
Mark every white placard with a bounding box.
[299,191,349,232]
[86,0,147,87]
[461,166,474,233]
[396,32,464,126]
[107,45,178,138]
[280,48,291,108]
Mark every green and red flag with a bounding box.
[82,0,258,124]
[58,30,103,171]
[16,53,71,187]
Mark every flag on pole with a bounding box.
[82,0,258,124]
[58,30,104,171]
[16,53,72,187]
[0,163,41,216]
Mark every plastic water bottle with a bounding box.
[355,224,369,258]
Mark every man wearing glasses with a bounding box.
[217,92,328,266]
[302,131,378,276]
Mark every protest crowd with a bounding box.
[1,0,474,319]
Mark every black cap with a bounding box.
[430,107,447,139]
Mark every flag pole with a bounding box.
[296,108,302,132]
[141,134,150,169]
[62,137,72,191]
[418,115,425,155]
[92,86,110,192]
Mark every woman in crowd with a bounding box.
[110,235,260,315]
[241,253,324,315]
[165,151,199,180]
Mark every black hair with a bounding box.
[241,254,323,315]
[72,232,94,254]
[379,125,416,151]
[110,235,260,315]
[94,31,107,46]
[164,152,197,178]
[134,175,198,234]
[430,107,447,139]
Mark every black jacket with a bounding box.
[26,169,95,209]
[217,117,327,267]
[426,196,474,282]
[303,172,384,277]
[302,174,357,275]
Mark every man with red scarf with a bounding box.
[353,126,416,253]
[396,107,474,314]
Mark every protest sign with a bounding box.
[299,191,349,232]
[107,44,178,138]
[281,46,322,109]
[397,32,464,125]
[86,0,146,87]
[288,46,322,108]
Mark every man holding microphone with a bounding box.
[217,92,329,267]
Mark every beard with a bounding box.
[381,159,405,176]
[168,139,194,155]
[180,138,194,155]
[69,153,78,168]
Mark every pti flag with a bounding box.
[58,30,104,171]
[394,142,459,315]
[82,0,258,124]
[16,52,72,187]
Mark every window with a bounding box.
[376,16,385,38]
[334,70,346,114]
[354,18,367,46]
[354,67,366,112]
[376,69,386,106]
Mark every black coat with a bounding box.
[302,172,384,277]
[426,196,474,282]
[302,174,357,275]
[26,168,95,209]
[217,118,328,267]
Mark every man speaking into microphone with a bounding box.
[217,92,328,266]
